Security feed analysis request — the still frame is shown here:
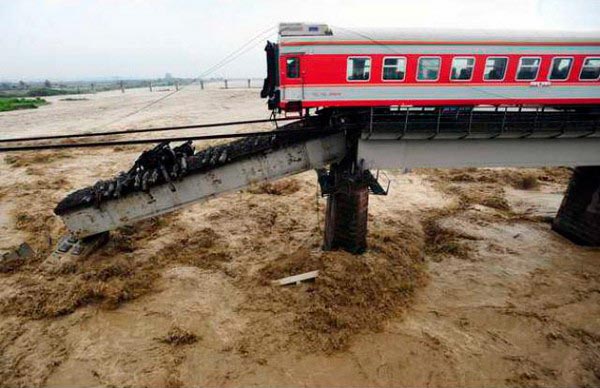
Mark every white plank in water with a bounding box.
[272,270,319,286]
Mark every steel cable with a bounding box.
[0,117,300,143]
[91,25,277,130]
[0,127,340,153]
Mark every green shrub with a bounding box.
[0,97,48,112]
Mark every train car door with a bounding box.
[284,55,304,110]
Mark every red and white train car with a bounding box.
[261,23,600,111]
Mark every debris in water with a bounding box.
[0,242,34,273]
[272,270,319,286]
[247,179,301,195]
[159,326,199,346]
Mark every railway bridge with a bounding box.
[53,107,600,254]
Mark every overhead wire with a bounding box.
[0,127,340,153]
[331,25,403,55]
[0,25,283,151]
[0,117,299,143]
[91,25,277,130]
[196,25,277,79]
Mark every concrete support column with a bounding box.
[553,166,600,246]
[323,180,369,254]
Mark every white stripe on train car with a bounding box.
[279,27,600,44]
[281,85,600,101]
[279,45,600,55]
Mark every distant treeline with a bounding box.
[0,77,199,97]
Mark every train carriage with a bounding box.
[261,23,600,112]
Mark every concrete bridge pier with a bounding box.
[320,128,384,254]
[322,165,370,254]
[553,166,600,246]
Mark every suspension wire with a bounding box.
[0,127,341,153]
[197,25,276,79]
[95,88,181,129]
[198,34,276,80]
[331,25,403,55]
[0,117,300,143]
[92,25,277,130]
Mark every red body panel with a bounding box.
[276,49,600,109]
[281,54,596,85]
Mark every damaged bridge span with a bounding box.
[54,108,600,254]
[55,118,346,241]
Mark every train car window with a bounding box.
[516,57,541,80]
[451,57,475,81]
[580,57,600,80]
[417,57,441,81]
[286,58,300,78]
[382,57,406,81]
[549,57,573,80]
[347,57,371,81]
[484,57,508,81]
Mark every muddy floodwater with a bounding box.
[1,86,599,387]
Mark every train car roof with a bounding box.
[278,23,600,44]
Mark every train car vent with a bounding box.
[279,23,332,36]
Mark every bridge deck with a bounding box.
[360,108,600,140]
[357,108,600,168]
[358,137,600,169]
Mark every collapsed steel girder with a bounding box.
[56,132,345,238]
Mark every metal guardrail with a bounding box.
[360,107,600,140]
[198,78,264,90]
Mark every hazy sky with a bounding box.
[1,0,599,81]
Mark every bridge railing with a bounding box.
[361,107,600,140]
[198,78,264,90]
